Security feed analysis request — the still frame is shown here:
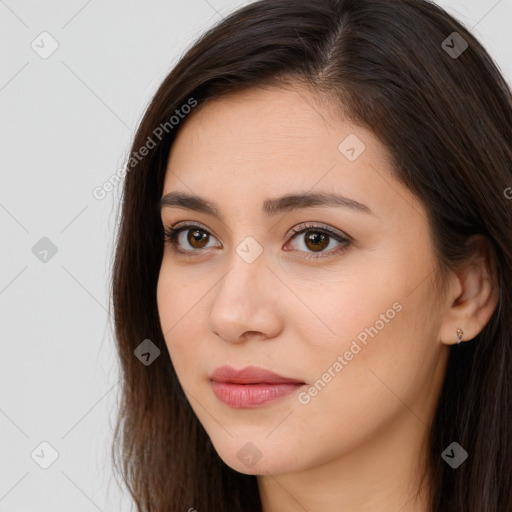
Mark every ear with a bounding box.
[439,235,499,346]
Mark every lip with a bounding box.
[210,365,305,385]
[209,365,305,408]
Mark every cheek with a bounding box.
[287,261,434,398]
[156,266,206,380]
[293,273,438,420]
[302,235,434,353]
[283,267,403,352]
[156,262,206,333]
[156,267,178,338]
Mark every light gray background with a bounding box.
[1,1,510,510]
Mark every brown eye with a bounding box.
[303,231,329,252]
[163,223,221,255]
[187,228,209,249]
[286,223,351,259]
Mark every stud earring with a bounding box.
[456,328,464,345]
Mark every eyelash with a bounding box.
[162,221,351,260]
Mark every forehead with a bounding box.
[165,86,370,183]
[162,85,422,225]
[168,85,344,161]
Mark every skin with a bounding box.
[156,85,498,512]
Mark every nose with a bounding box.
[207,250,283,344]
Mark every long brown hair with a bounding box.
[110,1,512,510]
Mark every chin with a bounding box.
[212,438,303,476]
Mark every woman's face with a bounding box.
[156,85,451,476]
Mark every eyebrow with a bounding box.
[158,191,376,219]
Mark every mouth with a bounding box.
[209,365,306,408]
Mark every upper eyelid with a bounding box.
[167,220,220,240]
[289,222,350,239]
[165,220,350,242]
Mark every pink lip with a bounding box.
[209,365,305,408]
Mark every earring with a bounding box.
[456,328,464,345]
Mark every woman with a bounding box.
[110,0,512,510]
